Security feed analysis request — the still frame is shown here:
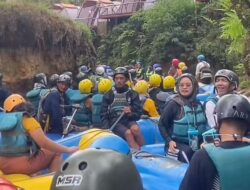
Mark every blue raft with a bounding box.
[47,118,187,190]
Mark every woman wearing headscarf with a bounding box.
[159,74,207,163]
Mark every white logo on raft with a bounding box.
[56,175,83,187]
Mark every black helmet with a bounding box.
[215,94,250,126]
[34,73,47,86]
[114,67,129,78]
[50,149,143,190]
[214,69,239,90]
[57,74,71,85]
[49,74,59,87]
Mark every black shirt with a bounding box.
[179,141,249,190]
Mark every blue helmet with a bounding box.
[197,54,205,62]
[153,63,161,70]
[79,65,90,74]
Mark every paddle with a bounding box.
[61,104,81,138]
[109,112,125,131]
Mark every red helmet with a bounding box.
[172,58,180,68]
[0,178,18,190]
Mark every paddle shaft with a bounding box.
[62,108,78,138]
[109,112,125,131]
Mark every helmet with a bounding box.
[79,79,93,94]
[163,76,176,90]
[4,94,26,112]
[106,68,114,77]
[57,74,71,86]
[200,67,212,80]
[153,63,161,70]
[172,59,180,68]
[215,94,250,126]
[98,79,113,94]
[154,67,163,75]
[50,149,143,190]
[96,66,105,76]
[197,54,205,62]
[129,69,136,79]
[114,67,129,78]
[178,62,186,69]
[49,74,59,87]
[149,74,162,87]
[34,73,47,86]
[214,69,239,90]
[134,80,149,95]
[79,65,90,74]
[63,71,73,78]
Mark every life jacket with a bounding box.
[172,98,207,144]
[204,143,250,190]
[198,84,215,94]
[26,88,43,113]
[0,112,39,157]
[92,94,104,125]
[70,92,92,126]
[109,90,131,119]
[36,88,57,131]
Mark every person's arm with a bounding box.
[126,90,142,120]
[49,93,64,133]
[158,100,179,144]
[30,128,78,153]
[23,117,78,154]
[205,101,216,128]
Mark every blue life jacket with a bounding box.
[26,88,42,112]
[92,94,104,125]
[172,102,207,144]
[198,84,215,94]
[205,143,250,190]
[70,92,92,126]
[0,112,39,157]
[109,90,130,119]
[206,95,219,105]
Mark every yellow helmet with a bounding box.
[79,79,93,94]
[98,79,113,94]
[178,62,187,71]
[149,74,162,87]
[134,80,149,95]
[4,94,26,112]
[163,76,176,90]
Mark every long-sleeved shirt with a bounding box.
[100,86,142,129]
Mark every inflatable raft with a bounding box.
[0,119,187,190]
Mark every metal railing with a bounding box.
[75,1,155,26]
[99,1,155,18]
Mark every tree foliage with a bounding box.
[97,0,250,76]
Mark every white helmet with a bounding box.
[96,66,105,76]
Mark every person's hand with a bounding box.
[243,137,250,143]
[168,140,178,153]
[67,147,79,154]
[123,106,132,114]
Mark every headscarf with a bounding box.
[175,73,199,105]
